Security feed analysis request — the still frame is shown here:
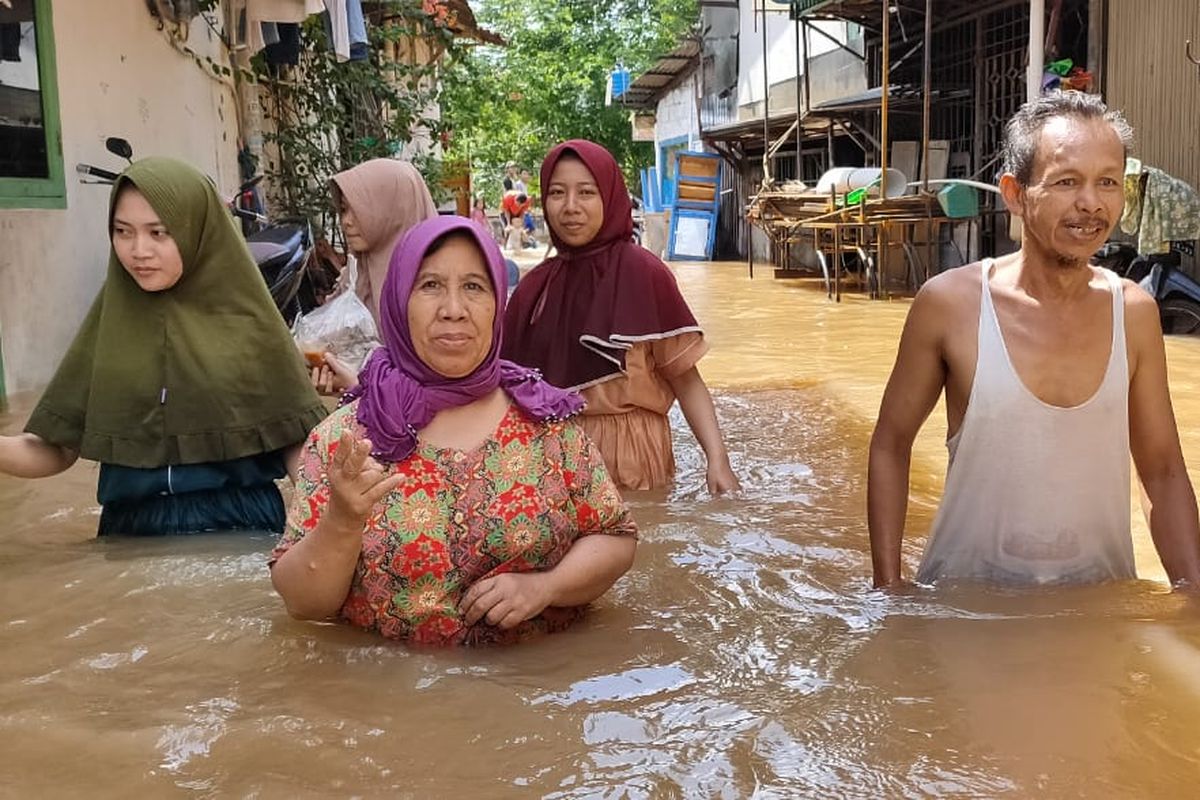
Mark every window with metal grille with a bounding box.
[773,153,798,182]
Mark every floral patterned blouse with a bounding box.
[271,399,637,646]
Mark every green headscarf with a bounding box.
[25,157,327,468]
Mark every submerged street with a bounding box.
[3,262,1200,796]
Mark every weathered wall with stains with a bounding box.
[1105,0,1200,194]
[0,1,240,396]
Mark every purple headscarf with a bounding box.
[345,215,585,462]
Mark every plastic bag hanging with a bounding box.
[291,255,381,373]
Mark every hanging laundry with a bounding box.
[0,22,21,62]
[260,20,281,46]
[321,1,368,63]
[262,23,301,65]
[244,0,324,55]
[1121,158,1200,255]
[347,0,368,61]
[323,0,349,62]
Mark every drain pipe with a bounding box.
[1028,0,1045,102]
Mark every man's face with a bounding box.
[1001,116,1125,269]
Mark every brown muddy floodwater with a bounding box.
[4,262,1200,797]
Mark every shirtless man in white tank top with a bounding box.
[868,92,1200,589]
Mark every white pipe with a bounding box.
[906,178,1003,195]
[1028,0,1045,102]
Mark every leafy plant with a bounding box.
[256,4,455,235]
[440,0,699,205]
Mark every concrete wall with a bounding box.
[655,73,700,148]
[739,43,868,123]
[736,3,847,110]
[0,2,240,396]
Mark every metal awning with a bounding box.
[811,84,970,113]
[617,38,702,110]
[788,0,1015,31]
[697,83,970,147]
[701,112,833,148]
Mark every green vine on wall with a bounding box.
[157,1,456,238]
[256,5,456,236]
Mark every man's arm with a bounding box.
[1125,285,1200,587]
[868,281,953,587]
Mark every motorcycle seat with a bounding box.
[246,223,306,254]
[246,241,290,266]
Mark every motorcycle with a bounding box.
[76,137,318,325]
[630,193,645,246]
[1094,241,1200,335]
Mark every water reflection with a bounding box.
[2,262,1200,795]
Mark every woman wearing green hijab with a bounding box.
[0,157,327,535]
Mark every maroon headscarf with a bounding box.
[502,140,701,390]
[345,216,584,463]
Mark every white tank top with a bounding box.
[916,260,1136,585]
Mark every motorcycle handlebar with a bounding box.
[78,160,271,226]
[230,206,268,224]
[75,163,121,182]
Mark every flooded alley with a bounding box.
[3,262,1200,797]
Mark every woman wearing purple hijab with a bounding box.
[269,216,638,646]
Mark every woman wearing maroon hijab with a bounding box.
[503,140,739,493]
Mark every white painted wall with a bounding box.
[655,74,700,147]
[737,3,850,109]
[653,72,703,176]
[0,3,240,396]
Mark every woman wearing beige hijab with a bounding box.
[331,158,438,325]
[312,159,438,393]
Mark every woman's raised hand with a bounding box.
[324,430,402,531]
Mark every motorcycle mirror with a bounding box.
[105,137,134,162]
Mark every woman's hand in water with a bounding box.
[324,431,401,532]
[666,366,740,495]
[459,572,553,630]
[310,353,357,395]
[706,455,741,495]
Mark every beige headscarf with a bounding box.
[331,159,438,324]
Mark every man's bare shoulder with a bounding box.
[909,261,982,318]
[1116,275,1159,316]
[1115,274,1164,344]
[1111,273,1160,331]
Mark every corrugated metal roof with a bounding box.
[617,38,702,110]
[1106,0,1200,195]
[795,0,1012,30]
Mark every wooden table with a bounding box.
[749,188,963,301]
